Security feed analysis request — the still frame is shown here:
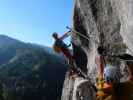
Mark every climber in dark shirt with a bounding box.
[52,31,74,63]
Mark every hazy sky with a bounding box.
[0,0,74,46]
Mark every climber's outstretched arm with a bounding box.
[60,31,71,40]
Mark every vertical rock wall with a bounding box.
[61,0,133,100]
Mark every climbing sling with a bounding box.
[66,26,99,45]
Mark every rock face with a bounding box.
[61,0,133,100]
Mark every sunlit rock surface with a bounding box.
[61,0,133,100]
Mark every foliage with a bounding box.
[0,35,67,100]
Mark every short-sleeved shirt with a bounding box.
[54,39,68,48]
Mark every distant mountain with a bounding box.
[30,43,54,54]
[0,35,67,100]
[0,35,23,47]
